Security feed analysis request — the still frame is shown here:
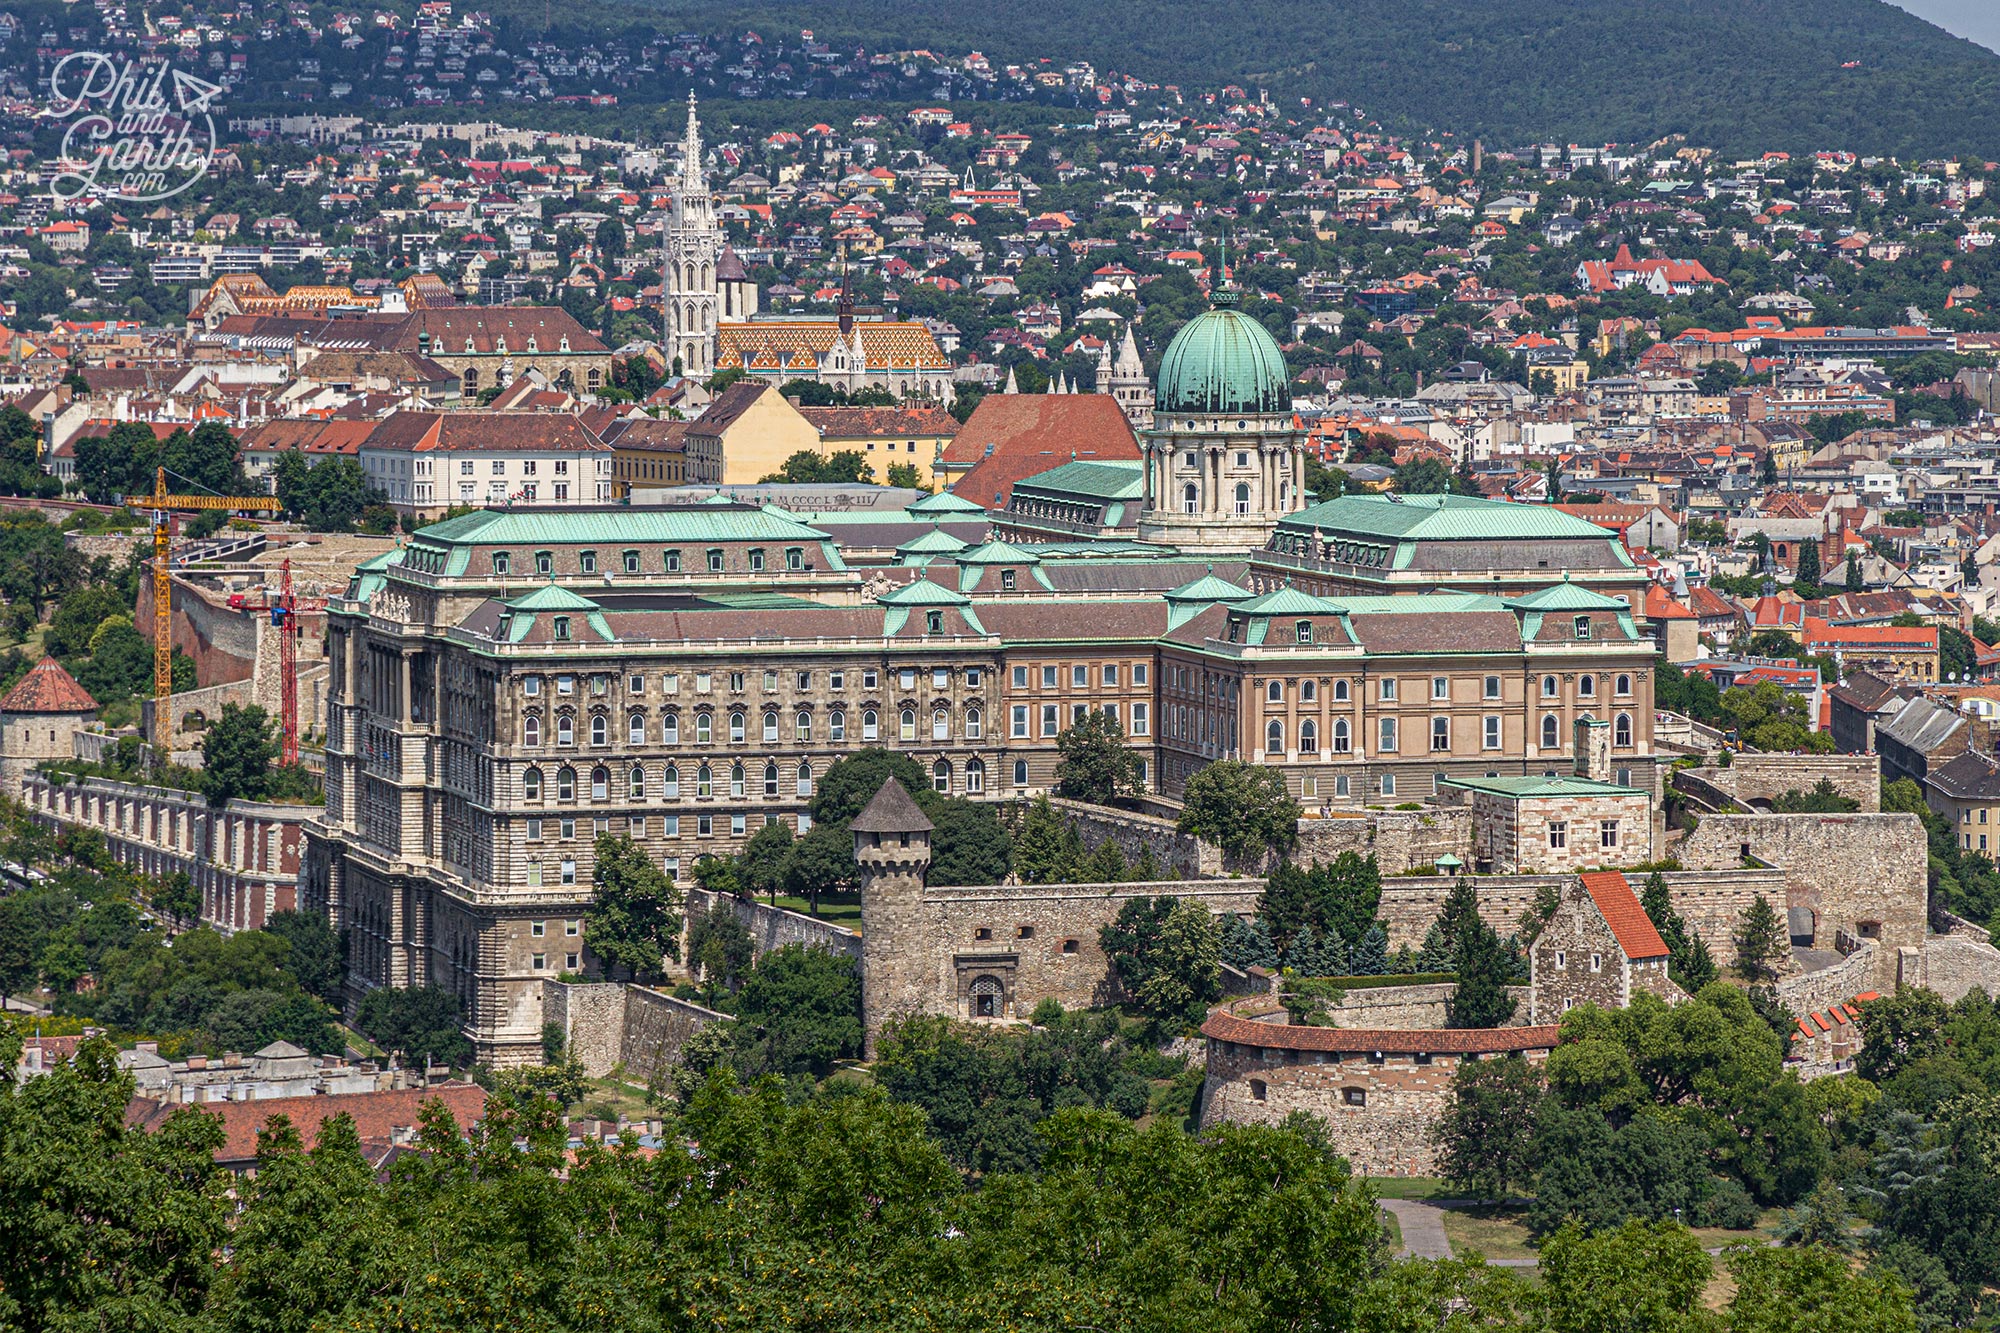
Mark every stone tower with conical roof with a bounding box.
[664,93,721,379]
[853,777,934,1054]
[1106,323,1154,431]
[1136,283,1304,553]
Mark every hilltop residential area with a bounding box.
[3,2,2000,1330]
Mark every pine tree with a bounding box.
[1350,923,1389,976]
[1417,919,1454,972]
[1014,796,1079,885]
[1389,944,1418,975]
[1258,860,1317,955]
[1734,893,1788,984]
[1286,926,1325,976]
[1131,846,1163,882]
[1220,914,1279,970]
[1639,871,1690,956]
[1083,837,1129,885]
[1677,933,1719,992]
[1446,920,1519,1029]
[1795,537,1821,592]
[1320,927,1350,978]
[1845,554,1864,592]
[1428,877,1483,964]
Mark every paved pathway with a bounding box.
[1379,1198,1452,1259]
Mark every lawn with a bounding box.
[769,895,863,928]
[1437,1204,1538,1261]
[1366,1176,1451,1201]
[1378,1207,1403,1253]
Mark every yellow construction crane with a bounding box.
[126,467,280,736]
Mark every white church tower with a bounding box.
[664,92,721,379]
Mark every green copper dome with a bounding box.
[1155,305,1291,416]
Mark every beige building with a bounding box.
[1925,749,2000,858]
[1530,870,1681,1021]
[690,382,824,485]
[358,410,615,521]
[798,404,961,489]
[0,657,98,796]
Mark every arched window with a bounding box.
[1235,482,1251,516]
[629,764,646,798]
[1302,681,1318,703]
[1300,719,1319,753]
[1615,713,1633,747]
[663,712,680,744]
[863,709,879,741]
[900,709,917,742]
[1542,714,1561,750]
[797,761,814,797]
[523,766,543,800]
[970,974,1003,1018]
[590,766,609,801]
[556,714,574,746]
[1332,718,1350,753]
[1182,483,1199,515]
[590,714,607,746]
[829,709,845,741]
[1267,680,1283,703]
[730,762,745,798]
[795,710,812,742]
[1333,679,1350,701]
[1615,673,1633,697]
[696,763,713,797]
[524,714,541,746]
[629,713,646,745]
[557,766,576,801]
[1579,675,1596,698]
[965,757,985,793]
[729,711,746,745]
[1266,719,1284,754]
[762,710,779,744]
[933,759,952,793]
[763,761,779,797]
[965,706,982,739]
[691,712,709,744]
[932,708,949,741]
[1542,675,1559,698]
[662,764,680,799]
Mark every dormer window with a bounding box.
[464,336,475,353]
[534,550,553,576]
[1001,569,1016,591]
[1295,619,1312,644]
[526,335,538,353]
[706,549,724,573]
[748,548,765,572]
[665,549,682,572]
[495,336,508,354]
[552,616,571,641]
[492,551,510,575]
[579,550,597,574]
[559,335,571,352]
[622,550,639,574]
[926,609,944,634]
[1574,615,1592,641]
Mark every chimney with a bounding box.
[1573,716,1613,782]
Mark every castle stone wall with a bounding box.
[541,978,726,1082]
[684,887,862,961]
[1709,754,1881,813]
[1903,935,2000,1004]
[1047,797,1211,876]
[1294,807,1476,875]
[542,980,626,1077]
[1677,813,1925,990]
[1776,943,1879,1018]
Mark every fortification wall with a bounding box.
[1294,807,1476,875]
[1048,797,1210,876]
[1201,1037,1455,1176]
[684,887,862,961]
[619,986,727,1084]
[1903,935,2000,1004]
[1677,813,1925,991]
[1777,943,1879,1018]
[1318,982,1533,1030]
[541,979,726,1081]
[1707,754,1881,812]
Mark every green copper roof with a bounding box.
[1504,579,1632,612]
[908,489,987,515]
[415,506,831,544]
[1165,567,1254,602]
[955,539,1044,566]
[1279,493,1613,544]
[1229,583,1342,616]
[877,578,971,606]
[504,582,604,612]
[1013,460,1144,500]
[1155,305,1291,416]
[897,526,972,555]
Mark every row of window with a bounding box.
[1548,819,1622,851]
[1263,712,1637,754]
[1010,662,1149,688]
[1009,701,1149,739]
[1262,672,1636,705]
[494,545,814,578]
[522,667,979,699]
[522,705,988,748]
[520,756,995,803]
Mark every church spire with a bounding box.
[680,91,705,190]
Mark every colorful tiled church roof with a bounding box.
[0,657,98,714]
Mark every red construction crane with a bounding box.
[268,559,326,766]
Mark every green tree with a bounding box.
[1771,778,1861,814]
[736,818,794,902]
[0,896,37,1006]
[1795,537,1821,593]
[584,833,683,981]
[1013,794,1083,885]
[262,909,343,1003]
[927,799,1013,887]
[1099,896,1222,1024]
[731,943,864,1078]
[1435,1053,1544,1198]
[1734,894,1787,984]
[1178,760,1300,861]
[1051,710,1142,804]
[1446,917,1519,1028]
[354,985,471,1068]
[686,901,753,991]
[1393,458,1453,494]
[779,819,855,914]
[200,703,280,806]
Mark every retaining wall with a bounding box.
[541,978,727,1082]
[684,887,862,961]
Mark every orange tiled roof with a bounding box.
[0,657,97,714]
[1578,870,1670,960]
